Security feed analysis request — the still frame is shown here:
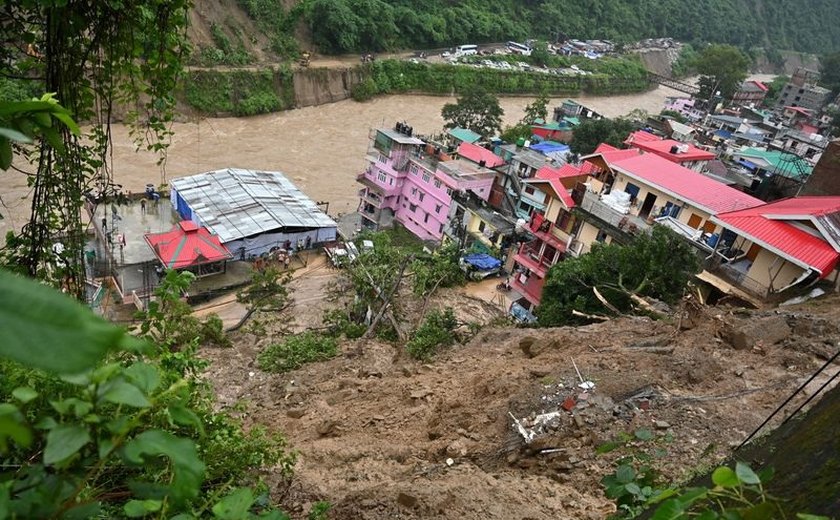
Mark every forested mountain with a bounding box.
[299,0,840,54]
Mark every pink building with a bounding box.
[357,126,497,241]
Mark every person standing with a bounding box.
[140,198,146,214]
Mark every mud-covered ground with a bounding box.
[199,264,840,519]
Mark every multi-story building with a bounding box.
[731,80,768,106]
[357,126,496,242]
[776,69,832,112]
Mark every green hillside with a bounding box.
[292,0,840,54]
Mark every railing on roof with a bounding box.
[702,257,770,299]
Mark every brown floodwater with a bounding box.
[2,82,767,237]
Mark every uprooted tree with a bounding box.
[536,226,700,327]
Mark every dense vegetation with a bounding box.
[350,59,651,101]
[299,0,840,54]
[183,68,294,116]
[537,227,700,327]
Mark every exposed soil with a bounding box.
[199,264,840,519]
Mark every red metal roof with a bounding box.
[713,201,840,275]
[144,221,233,269]
[756,196,840,218]
[536,163,583,180]
[580,144,641,174]
[625,132,715,163]
[458,142,506,168]
[752,80,768,92]
[610,153,764,214]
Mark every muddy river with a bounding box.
[0,78,773,236]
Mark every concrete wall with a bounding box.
[576,221,612,255]
[747,247,807,292]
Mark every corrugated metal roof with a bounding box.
[379,128,425,145]
[447,127,482,144]
[170,168,337,243]
[713,200,840,275]
[610,153,764,215]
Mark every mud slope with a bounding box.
[201,290,840,519]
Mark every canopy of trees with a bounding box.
[536,227,700,327]
[694,44,751,100]
[441,86,504,138]
[301,0,840,55]
[570,118,635,155]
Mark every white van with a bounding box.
[455,44,478,57]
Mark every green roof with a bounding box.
[447,127,482,144]
[738,147,813,180]
[563,116,581,126]
[534,121,569,131]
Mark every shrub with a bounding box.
[351,77,378,101]
[258,332,338,373]
[406,307,458,360]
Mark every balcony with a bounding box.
[528,213,570,250]
[358,188,384,207]
[356,169,401,196]
[701,257,769,301]
[575,190,651,241]
[510,271,545,307]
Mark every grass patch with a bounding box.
[406,308,458,360]
[257,332,338,373]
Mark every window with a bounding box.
[596,229,609,243]
[424,213,430,223]
[439,224,444,233]
[624,183,640,203]
[422,173,431,183]
[419,193,425,202]
[435,204,442,214]
[556,210,572,231]
[434,179,442,189]
[446,188,453,196]
[377,154,387,163]
[410,165,418,175]
[377,172,387,183]
[478,221,486,233]
[409,203,417,212]
[389,177,394,186]
[411,187,418,195]
[524,186,535,195]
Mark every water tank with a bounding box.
[516,137,526,147]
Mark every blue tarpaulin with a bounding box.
[462,253,502,271]
[531,142,570,155]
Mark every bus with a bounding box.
[506,41,532,56]
[455,44,478,57]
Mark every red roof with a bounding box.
[580,143,641,174]
[625,132,715,163]
[752,80,768,92]
[625,130,660,144]
[755,196,840,218]
[525,177,576,209]
[784,106,814,117]
[144,221,232,269]
[610,153,764,214]
[458,142,505,168]
[713,198,840,275]
[536,163,584,180]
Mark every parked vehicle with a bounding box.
[455,44,478,57]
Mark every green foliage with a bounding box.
[765,75,790,106]
[694,44,751,100]
[410,242,465,296]
[0,268,293,517]
[258,332,339,373]
[537,227,700,327]
[300,0,840,55]
[442,85,504,138]
[570,117,636,155]
[193,23,254,66]
[670,44,698,78]
[406,308,458,360]
[501,123,534,144]
[530,40,551,68]
[351,77,379,102]
[238,0,302,58]
[183,69,290,116]
[522,91,550,125]
[322,309,367,339]
[660,110,688,124]
[137,270,233,351]
[819,52,840,94]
